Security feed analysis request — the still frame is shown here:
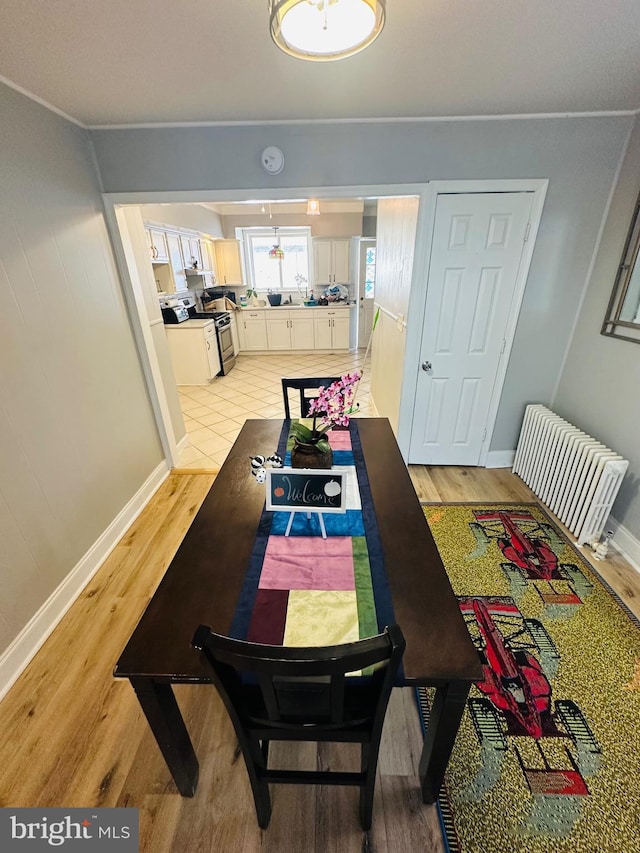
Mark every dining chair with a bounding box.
[192,623,406,830]
[281,377,341,419]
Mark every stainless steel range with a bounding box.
[207,310,236,375]
[160,295,236,375]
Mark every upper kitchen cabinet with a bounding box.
[166,233,188,293]
[313,239,351,285]
[180,235,203,271]
[146,228,169,263]
[199,239,218,288]
[214,239,244,285]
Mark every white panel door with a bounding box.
[409,192,533,465]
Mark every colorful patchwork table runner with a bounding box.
[229,420,398,660]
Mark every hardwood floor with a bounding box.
[0,465,637,853]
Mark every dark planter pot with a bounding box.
[290,440,333,469]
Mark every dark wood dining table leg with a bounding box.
[418,679,471,804]
[130,677,199,797]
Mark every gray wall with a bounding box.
[1,85,638,665]
[91,117,633,455]
[0,83,163,655]
[554,115,640,534]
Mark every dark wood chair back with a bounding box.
[192,624,405,830]
[281,376,341,419]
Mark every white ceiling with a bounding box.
[0,0,639,127]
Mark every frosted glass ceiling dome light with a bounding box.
[269,0,386,62]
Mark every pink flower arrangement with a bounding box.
[290,371,362,452]
[307,372,362,430]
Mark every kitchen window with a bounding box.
[241,227,311,292]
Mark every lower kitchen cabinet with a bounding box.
[165,320,220,384]
[238,310,268,351]
[237,306,351,352]
[313,308,350,350]
[266,309,315,350]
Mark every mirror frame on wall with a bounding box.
[602,188,640,343]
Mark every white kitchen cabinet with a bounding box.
[146,228,169,263]
[214,239,244,285]
[180,235,202,272]
[266,314,291,350]
[165,320,220,384]
[332,312,351,348]
[313,239,351,285]
[265,309,315,350]
[238,310,268,351]
[313,308,350,350]
[166,233,188,293]
[199,239,218,288]
[290,311,315,349]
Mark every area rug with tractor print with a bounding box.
[420,503,640,853]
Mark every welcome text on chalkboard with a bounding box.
[266,470,346,514]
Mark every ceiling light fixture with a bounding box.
[269,227,285,260]
[306,199,320,216]
[268,0,385,62]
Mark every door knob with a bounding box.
[421,361,432,372]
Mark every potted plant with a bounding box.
[289,372,361,469]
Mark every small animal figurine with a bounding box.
[249,452,283,483]
[250,455,266,473]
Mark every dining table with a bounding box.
[114,417,482,803]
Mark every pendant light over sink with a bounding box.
[268,227,285,260]
[268,0,386,62]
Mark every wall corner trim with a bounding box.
[0,462,170,701]
[607,516,640,576]
[485,450,516,469]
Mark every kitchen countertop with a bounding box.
[239,302,355,310]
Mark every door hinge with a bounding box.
[500,338,506,355]
[524,222,531,243]
[482,428,487,443]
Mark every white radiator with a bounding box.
[512,405,628,545]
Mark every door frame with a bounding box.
[397,179,549,466]
[357,237,377,348]
[102,183,427,468]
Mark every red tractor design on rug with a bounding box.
[469,509,592,615]
[459,596,601,834]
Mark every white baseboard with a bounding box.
[177,433,190,451]
[486,450,516,469]
[607,516,640,576]
[0,461,170,701]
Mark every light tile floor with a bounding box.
[176,350,371,470]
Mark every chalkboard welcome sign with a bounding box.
[266,469,346,514]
